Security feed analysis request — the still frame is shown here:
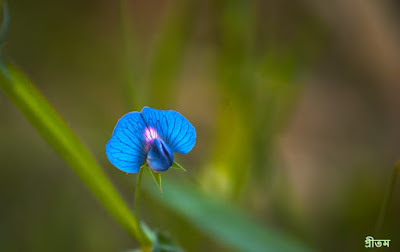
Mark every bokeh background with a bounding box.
[1,0,400,251]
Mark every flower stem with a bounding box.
[375,161,400,235]
[133,166,152,251]
[135,166,144,214]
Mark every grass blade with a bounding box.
[0,60,150,247]
[145,179,311,252]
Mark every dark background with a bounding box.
[1,0,400,251]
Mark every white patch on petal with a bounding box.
[144,127,159,146]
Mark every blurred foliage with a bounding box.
[144,178,310,252]
[1,0,400,251]
[0,60,151,249]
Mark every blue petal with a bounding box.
[105,112,147,173]
[141,107,196,154]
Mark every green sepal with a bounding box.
[171,161,186,172]
[147,166,162,193]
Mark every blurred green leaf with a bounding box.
[147,166,162,193]
[118,0,145,109]
[171,161,186,172]
[147,0,199,107]
[0,60,151,247]
[145,179,311,252]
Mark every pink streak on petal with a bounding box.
[144,127,159,146]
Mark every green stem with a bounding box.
[375,161,400,235]
[135,166,144,214]
[133,166,152,251]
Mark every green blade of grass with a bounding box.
[0,60,151,247]
[144,179,311,252]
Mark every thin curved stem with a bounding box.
[133,166,152,251]
[375,161,400,235]
[135,165,145,214]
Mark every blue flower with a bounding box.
[106,107,196,173]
